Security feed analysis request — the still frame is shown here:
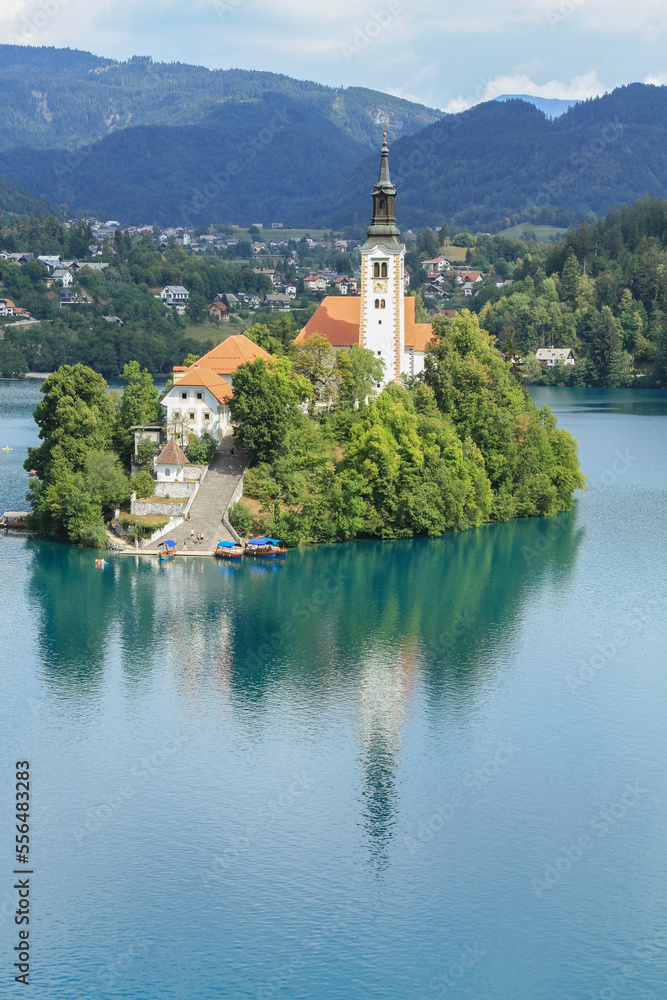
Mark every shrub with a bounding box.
[185,433,218,465]
[229,501,253,537]
[134,470,156,498]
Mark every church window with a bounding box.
[377,351,382,356]
[380,199,386,214]
[380,300,386,309]
[381,262,388,278]
[375,299,380,309]
[373,263,380,278]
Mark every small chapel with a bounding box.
[294,134,435,384]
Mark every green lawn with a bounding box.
[497,224,569,244]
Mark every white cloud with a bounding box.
[645,72,667,86]
[444,71,606,114]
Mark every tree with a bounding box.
[229,356,309,463]
[135,436,157,470]
[590,306,622,385]
[84,450,131,516]
[289,333,337,413]
[185,433,218,464]
[348,345,385,403]
[25,364,116,481]
[116,362,163,466]
[561,254,580,302]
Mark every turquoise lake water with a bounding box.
[1,380,666,999]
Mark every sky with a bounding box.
[3,0,667,111]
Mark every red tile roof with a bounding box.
[194,334,270,375]
[172,367,233,404]
[156,438,189,466]
[296,296,436,353]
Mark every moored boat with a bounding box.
[216,540,244,559]
[157,539,177,562]
[1,510,29,529]
[244,537,287,559]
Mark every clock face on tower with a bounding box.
[373,280,388,293]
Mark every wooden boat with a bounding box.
[216,540,244,559]
[157,539,177,562]
[244,537,288,559]
[1,510,29,529]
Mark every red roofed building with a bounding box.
[163,335,271,443]
[294,137,436,382]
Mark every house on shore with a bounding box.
[536,347,576,367]
[155,438,189,483]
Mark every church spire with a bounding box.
[366,132,401,243]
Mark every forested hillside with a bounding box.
[469,197,667,386]
[0,45,440,153]
[306,84,667,231]
[0,95,371,226]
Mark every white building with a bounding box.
[162,367,233,442]
[294,136,434,383]
[155,438,189,483]
[159,285,190,314]
[536,347,576,367]
[52,269,73,287]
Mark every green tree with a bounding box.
[229,356,309,463]
[289,333,337,413]
[590,306,622,385]
[25,364,116,480]
[84,450,131,516]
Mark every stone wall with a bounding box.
[184,465,207,482]
[130,499,188,517]
[155,481,197,499]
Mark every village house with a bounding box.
[334,276,358,295]
[0,298,30,318]
[304,275,328,292]
[208,301,230,322]
[422,256,452,272]
[264,293,291,311]
[536,347,576,367]
[159,286,190,314]
[52,269,73,287]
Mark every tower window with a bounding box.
[375,299,380,309]
[380,299,386,309]
[373,263,380,278]
[381,262,388,278]
[380,199,386,213]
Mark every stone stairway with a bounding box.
[167,436,247,555]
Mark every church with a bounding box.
[294,134,435,385]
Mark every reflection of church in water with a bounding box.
[356,643,419,869]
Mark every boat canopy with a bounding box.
[158,540,177,547]
[248,537,281,546]
[217,540,237,548]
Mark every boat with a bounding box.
[244,537,288,559]
[157,539,177,562]
[1,446,12,452]
[216,540,244,559]
[1,511,29,530]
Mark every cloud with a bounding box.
[444,71,606,114]
[645,72,667,86]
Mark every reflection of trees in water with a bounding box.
[29,511,583,867]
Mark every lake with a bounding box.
[1,380,666,999]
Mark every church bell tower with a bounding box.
[359,133,406,385]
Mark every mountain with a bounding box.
[0,94,373,226]
[493,94,580,118]
[0,45,441,154]
[302,85,667,231]
[0,177,58,218]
